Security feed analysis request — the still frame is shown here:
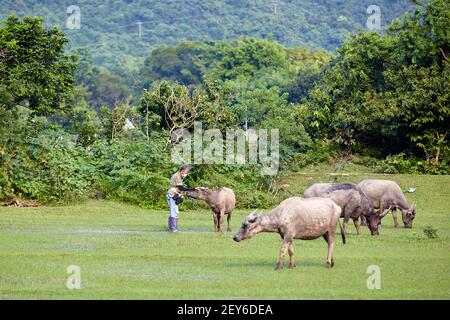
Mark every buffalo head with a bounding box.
[365,208,384,235]
[401,204,416,228]
[185,187,212,200]
[233,210,261,242]
[361,196,380,235]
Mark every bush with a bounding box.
[374,153,450,175]
[291,140,334,169]
[237,189,276,209]
[423,225,438,239]
[374,153,417,174]
[352,155,379,168]
[89,134,174,208]
[1,125,98,202]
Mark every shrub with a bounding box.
[291,140,334,169]
[423,225,438,239]
[374,153,417,174]
[374,153,450,175]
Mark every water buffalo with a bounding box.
[233,197,344,270]
[358,179,416,228]
[186,187,236,232]
[303,183,381,235]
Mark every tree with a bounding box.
[140,81,208,138]
[304,0,449,169]
[140,42,207,87]
[74,49,131,110]
[384,0,450,170]
[0,15,76,115]
[211,37,288,81]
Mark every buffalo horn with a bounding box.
[379,207,391,218]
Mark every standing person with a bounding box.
[167,165,190,232]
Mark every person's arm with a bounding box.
[176,185,195,192]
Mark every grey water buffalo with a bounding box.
[186,187,236,232]
[303,183,381,235]
[358,179,416,228]
[233,197,344,270]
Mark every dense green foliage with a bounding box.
[0,16,76,115]
[0,0,416,73]
[304,0,449,173]
[0,0,448,206]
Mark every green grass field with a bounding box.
[1,171,449,299]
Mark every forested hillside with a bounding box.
[0,0,416,72]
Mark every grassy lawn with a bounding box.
[1,171,449,299]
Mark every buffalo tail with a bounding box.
[338,219,346,244]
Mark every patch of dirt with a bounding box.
[2,198,42,207]
[285,174,314,181]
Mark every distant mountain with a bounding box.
[0,0,417,72]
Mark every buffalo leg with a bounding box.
[353,218,362,235]
[275,238,291,270]
[216,212,222,232]
[288,242,296,269]
[218,211,225,232]
[323,232,335,268]
[212,212,219,232]
[391,208,399,228]
[226,213,232,232]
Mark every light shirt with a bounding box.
[168,172,183,195]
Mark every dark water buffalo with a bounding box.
[358,179,416,228]
[186,187,236,232]
[233,197,344,270]
[303,183,381,235]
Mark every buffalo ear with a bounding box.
[248,214,259,223]
[247,210,259,223]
